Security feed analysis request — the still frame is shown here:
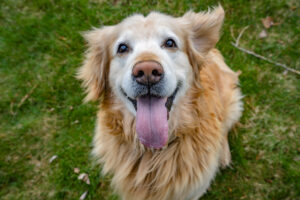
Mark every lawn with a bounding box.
[0,0,299,199]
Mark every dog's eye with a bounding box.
[117,43,129,54]
[164,39,177,48]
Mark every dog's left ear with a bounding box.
[183,5,225,54]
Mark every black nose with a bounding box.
[132,61,164,85]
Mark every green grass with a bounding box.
[0,0,299,199]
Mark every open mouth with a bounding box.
[120,83,180,149]
[120,84,180,113]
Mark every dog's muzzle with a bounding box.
[120,60,181,149]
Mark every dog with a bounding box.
[77,5,243,200]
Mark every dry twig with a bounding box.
[231,42,300,75]
[17,84,38,108]
[231,27,300,75]
[10,102,16,115]
[235,26,249,47]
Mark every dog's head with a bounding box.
[78,6,224,149]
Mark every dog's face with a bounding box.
[110,14,190,115]
[78,6,224,149]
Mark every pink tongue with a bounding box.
[136,96,168,149]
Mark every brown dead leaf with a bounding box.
[255,151,264,160]
[72,120,79,124]
[265,178,273,183]
[84,175,90,185]
[74,168,80,174]
[79,191,88,200]
[258,30,268,39]
[261,16,274,29]
[49,155,58,163]
[59,36,67,41]
[78,173,86,180]
[78,173,90,185]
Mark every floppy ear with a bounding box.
[77,26,113,102]
[184,5,225,54]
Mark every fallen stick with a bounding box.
[231,42,300,75]
[17,84,38,108]
[235,26,249,47]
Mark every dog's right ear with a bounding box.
[77,26,113,102]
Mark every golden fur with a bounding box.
[77,6,243,200]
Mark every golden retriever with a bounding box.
[77,5,243,200]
